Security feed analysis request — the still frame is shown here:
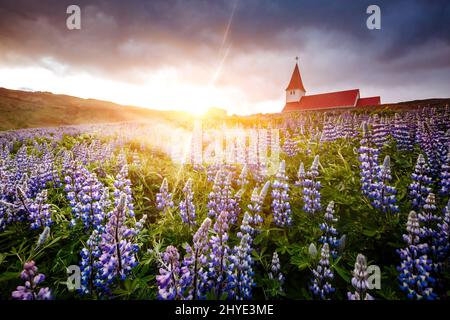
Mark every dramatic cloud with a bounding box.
[0,0,449,114]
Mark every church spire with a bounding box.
[286,59,306,93]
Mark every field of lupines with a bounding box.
[0,106,449,300]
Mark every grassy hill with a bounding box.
[1,87,449,131]
[0,87,193,131]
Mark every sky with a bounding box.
[0,0,449,115]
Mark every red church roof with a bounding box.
[286,63,306,92]
[283,89,360,112]
[356,96,381,107]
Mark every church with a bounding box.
[282,61,380,112]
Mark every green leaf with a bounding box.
[334,264,351,283]
[0,271,18,282]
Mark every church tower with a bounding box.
[285,60,306,103]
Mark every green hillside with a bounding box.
[0,87,192,131]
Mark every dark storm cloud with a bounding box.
[0,0,449,105]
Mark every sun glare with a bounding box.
[0,65,234,116]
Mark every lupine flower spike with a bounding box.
[347,254,374,300]
[12,261,52,300]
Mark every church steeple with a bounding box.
[285,58,306,103]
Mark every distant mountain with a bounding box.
[0,87,193,131]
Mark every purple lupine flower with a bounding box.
[207,170,240,224]
[282,131,298,157]
[206,161,221,183]
[156,178,174,214]
[310,243,335,300]
[207,170,227,220]
[370,156,399,214]
[397,211,437,300]
[417,120,445,177]
[252,160,268,184]
[417,193,441,272]
[268,252,284,295]
[16,187,53,230]
[11,261,52,300]
[347,254,374,300]
[79,228,103,295]
[79,174,109,230]
[294,162,305,187]
[208,211,231,298]
[392,113,414,151]
[237,211,254,240]
[237,165,249,187]
[358,122,380,197]
[303,155,321,215]
[179,179,196,226]
[64,163,109,230]
[319,201,340,258]
[96,194,139,292]
[320,120,338,143]
[435,200,450,263]
[182,217,211,300]
[372,114,389,148]
[439,151,450,196]
[156,245,183,300]
[228,233,254,300]
[271,160,292,227]
[409,154,433,209]
[247,181,270,231]
[113,164,134,217]
[341,113,357,139]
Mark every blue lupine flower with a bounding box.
[341,113,357,139]
[294,162,305,187]
[409,154,433,209]
[156,178,174,214]
[16,187,53,230]
[208,211,231,298]
[303,155,321,215]
[228,233,254,300]
[347,254,374,300]
[237,165,249,187]
[247,181,270,231]
[271,160,292,226]
[182,217,212,300]
[370,156,399,214]
[372,114,389,148]
[417,193,442,272]
[435,200,450,263]
[179,179,197,226]
[417,120,445,177]
[268,252,284,295]
[79,228,103,295]
[113,164,134,217]
[320,120,338,143]
[11,261,52,300]
[440,151,450,196]
[96,194,139,293]
[64,163,109,230]
[156,245,183,300]
[282,131,298,157]
[206,161,221,183]
[397,211,438,300]
[310,243,335,300]
[319,201,340,258]
[392,113,414,151]
[358,122,380,197]
[207,170,240,224]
